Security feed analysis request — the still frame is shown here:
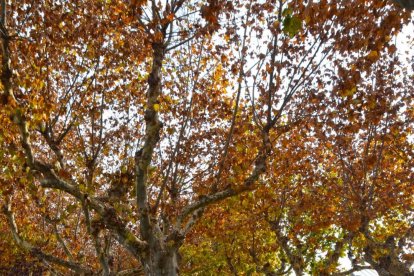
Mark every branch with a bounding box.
[214,5,251,190]
[270,221,305,276]
[0,0,6,26]
[39,124,65,168]
[2,202,94,275]
[41,179,148,259]
[2,45,148,263]
[165,33,196,52]
[181,208,204,235]
[0,0,15,106]
[332,265,372,276]
[0,0,148,264]
[135,42,165,240]
[116,267,144,275]
[176,188,237,228]
[82,201,110,275]
[153,96,193,212]
[44,217,74,261]
[176,129,271,228]
[321,233,353,272]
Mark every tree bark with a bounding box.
[142,247,179,276]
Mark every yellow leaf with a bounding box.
[213,64,223,82]
[167,127,175,134]
[342,86,357,97]
[367,50,379,61]
[153,104,160,112]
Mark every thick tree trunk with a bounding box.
[142,248,179,276]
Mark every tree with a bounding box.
[0,0,412,275]
[314,47,414,274]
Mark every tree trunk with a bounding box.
[142,248,179,276]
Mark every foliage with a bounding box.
[0,0,413,275]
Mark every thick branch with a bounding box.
[0,0,14,105]
[176,188,236,229]
[116,267,144,275]
[332,265,373,276]
[135,42,165,240]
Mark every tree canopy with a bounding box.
[0,0,413,275]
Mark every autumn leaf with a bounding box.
[283,14,302,38]
[0,0,413,275]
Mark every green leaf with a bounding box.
[283,14,302,38]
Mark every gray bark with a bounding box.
[142,248,179,276]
